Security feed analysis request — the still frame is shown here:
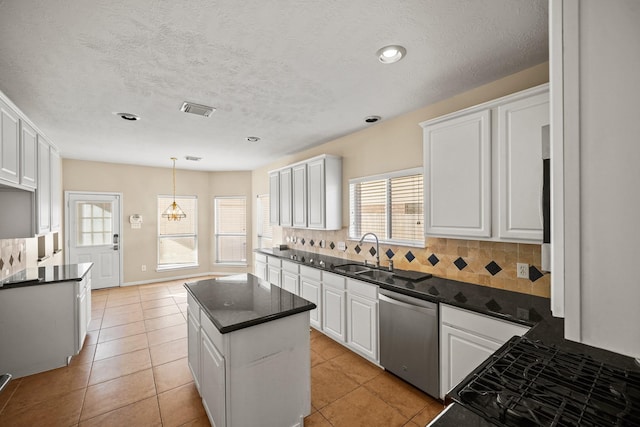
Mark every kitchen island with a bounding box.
[185,273,316,427]
[0,263,93,378]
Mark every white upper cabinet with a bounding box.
[421,84,549,243]
[269,154,342,230]
[497,92,549,241]
[0,97,20,185]
[423,110,492,238]
[551,0,640,359]
[268,171,279,226]
[37,136,51,234]
[50,148,61,231]
[279,167,292,227]
[292,163,307,228]
[20,120,38,189]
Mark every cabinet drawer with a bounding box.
[323,271,345,290]
[255,253,267,263]
[300,265,322,281]
[441,304,529,343]
[200,311,224,352]
[281,259,299,274]
[347,278,378,300]
[267,257,281,267]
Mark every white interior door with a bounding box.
[66,192,121,289]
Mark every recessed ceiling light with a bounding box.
[246,136,261,143]
[376,45,406,64]
[114,112,140,121]
[364,116,381,123]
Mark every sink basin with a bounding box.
[333,263,372,274]
[356,269,396,282]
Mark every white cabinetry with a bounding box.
[268,171,279,226]
[281,260,299,295]
[253,253,268,282]
[75,274,92,353]
[49,148,61,231]
[346,278,378,362]
[439,304,529,399]
[19,120,38,189]
[550,0,640,358]
[187,293,201,391]
[279,167,292,227]
[200,329,226,427]
[292,163,307,228]
[423,110,491,238]
[321,271,346,342]
[267,257,281,287]
[300,265,322,329]
[268,154,342,230]
[421,85,549,242]
[0,97,20,185]
[36,137,51,234]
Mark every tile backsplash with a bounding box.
[279,228,550,298]
[0,238,27,280]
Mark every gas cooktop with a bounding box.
[449,336,640,426]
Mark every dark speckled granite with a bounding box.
[0,263,93,289]
[258,248,640,427]
[184,273,316,334]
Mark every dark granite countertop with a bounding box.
[0,263,93,290]
[257,248,640,427]
[184,273,316,334]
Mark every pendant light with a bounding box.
[162,157,186,221]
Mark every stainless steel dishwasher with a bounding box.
[379,288,439,398]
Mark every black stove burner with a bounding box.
[450,336,640,427]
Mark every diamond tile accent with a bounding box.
[529,266,544,282]
[9,255,14,266]
[485,299,502,312]
[428,286,440,296]
[354,245,361,254]
[385,249,395,259]
[454,292,468,303]
[309,239,315,247]
[428,254,439,266]
[485,261,502,276]
[369,246,377,256]
[0,259,3,270]
[329,242,335,250]
[453,257,467,270]
[18,251,21,263]
[405,251,415,262]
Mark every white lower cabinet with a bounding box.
[439,304,529,399]
[267,257,282,287]
[253,253,268,282]
[187,294,201,391]
[76,275,91,353]
[321,272,346,342]
[281,260,299,295]
[200,331,226,427]
[346,279,378,362]
[300,266,322,329]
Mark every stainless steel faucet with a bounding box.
[358,232,380,268]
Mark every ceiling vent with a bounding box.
[180,102,216,117]
[185,156,202,161]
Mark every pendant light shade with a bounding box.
[162,157,186,221]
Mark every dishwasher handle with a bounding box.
[379,291,437,317]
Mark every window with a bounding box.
[349,168,424,246]
[256,194,273,249]
[215,196,247,264]
[76,201,113,246]
[157,196,198,270]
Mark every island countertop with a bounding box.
[184,273,316,334]
[0,263,93,290]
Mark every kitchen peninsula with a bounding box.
[185,273,316,427]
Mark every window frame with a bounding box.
[157,195,199,271]
[348,167,425,248]
[256,194,273,249]
[214,195,248,265]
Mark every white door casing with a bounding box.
[66,192,122,289]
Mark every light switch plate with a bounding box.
[337,241,346,251]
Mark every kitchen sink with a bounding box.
[356,269,396,282]
[333,263,372,274]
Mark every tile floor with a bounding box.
[0,277,444,427]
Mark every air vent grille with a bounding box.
[180,102,216,117]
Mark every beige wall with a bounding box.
[63,160,252,284]
[252,62,550,296]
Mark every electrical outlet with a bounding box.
[337,241,346,251]
[141,264,147,272]
[517,263,529,279]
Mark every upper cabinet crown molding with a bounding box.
[420,83,549,243]
[269,154,342,231]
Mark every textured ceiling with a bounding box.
[0,0,548,171]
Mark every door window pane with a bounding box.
[76,202,113,247]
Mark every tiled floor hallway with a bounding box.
[0,277,444,426]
